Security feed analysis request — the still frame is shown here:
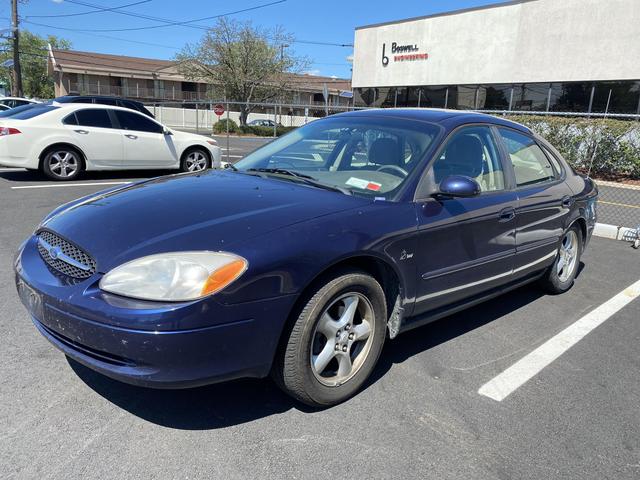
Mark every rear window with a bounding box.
[0,104,58,120]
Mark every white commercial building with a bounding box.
[352,0,640,114]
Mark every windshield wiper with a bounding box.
[246,168,351,195]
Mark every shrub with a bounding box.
[504,115,640,179]
[238,125,297,137]
[213,118,238,134]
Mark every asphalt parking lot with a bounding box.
[1,141,639,479]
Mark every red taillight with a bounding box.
[0,127,21,136]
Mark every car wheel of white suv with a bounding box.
[42,147,83,181]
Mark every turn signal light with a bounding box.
[0,127,21,136]
[201,259,247,296]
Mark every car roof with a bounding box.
[55,95,144,105]
[50,102,154,115]
[333,108,531,134]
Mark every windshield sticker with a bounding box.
[346,177,382,191]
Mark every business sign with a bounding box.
[382,42,428,67]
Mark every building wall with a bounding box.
[352,0,640,88]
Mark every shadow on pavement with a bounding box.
[70,267,582,430]
[0,169,174,183]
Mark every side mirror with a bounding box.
[436,175,481,198]
[163,128,172,135]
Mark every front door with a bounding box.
[413,125,517,315]
[113,109,177,168]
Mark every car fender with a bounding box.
[31,131,89,168]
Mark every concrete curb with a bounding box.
[593,222,639,242]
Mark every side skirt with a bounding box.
[397,270,545,335]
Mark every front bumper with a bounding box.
[15,237,295,388]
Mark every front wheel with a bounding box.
[180,148,210,173]
[539,224,582,294]
[273,270,387,407]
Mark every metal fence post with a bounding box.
[273,106,277,138]
[195,103,199,134]
[226,102,230,164]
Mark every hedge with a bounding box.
[504,115,640,179]
[213,118,239,134]
[238,125,297,137]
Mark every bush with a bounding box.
[504,115,640,179]
[213,118,238,134]
[238,125,297,137]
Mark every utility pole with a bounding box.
[11,0,23,97]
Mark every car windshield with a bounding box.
[234,116,441,200]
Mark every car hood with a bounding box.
[171,129,213,144]
[41,171,369,272]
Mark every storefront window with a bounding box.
[549,82,592,112]
[455,86,477,109]
[512,83,550,111]
[478,84,512,110]
[591,81,640,114]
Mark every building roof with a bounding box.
[48,48,351,94]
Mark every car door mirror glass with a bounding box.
[163,128,172,135]
[437,175,481,198]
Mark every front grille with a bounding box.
[37,230,97,280]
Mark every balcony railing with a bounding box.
[67,83,204,101]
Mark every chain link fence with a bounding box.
[146,100,639,239]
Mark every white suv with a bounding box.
[0,103,221,180]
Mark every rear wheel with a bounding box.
[273,270,387,407]
[180,148,210,173]
[41,147,83,181]
[539,224,582,294]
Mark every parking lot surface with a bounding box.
[1,145,639,479]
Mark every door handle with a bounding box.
[498,207,516,222]
[561,196,573,208]
[125,134,138,140]
[74,129,89,134]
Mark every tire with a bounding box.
[539,224,583,294]
[273,270,387,407]
[180,148,210,173]
[41,147,83,181]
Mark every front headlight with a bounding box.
[99,251,247,301]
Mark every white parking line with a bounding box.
[224,155,244,158]
[478,279,640,402]
[11,181,131,190]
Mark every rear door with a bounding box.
[413,125,518,314]
[496,127,573,278]
[62,108,123,168]
[113,109,177,168]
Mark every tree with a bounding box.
[0,31,71,99]
[177,18,309,125]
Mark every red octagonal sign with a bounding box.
[214,104,225,116]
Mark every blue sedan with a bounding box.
[15,109,598,406]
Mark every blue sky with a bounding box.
[2,0,509,79]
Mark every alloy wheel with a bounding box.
[557,230,578,282]
[185,151,208,172]
[310,293,375,387]
[48,151,79,178]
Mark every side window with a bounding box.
[75,108,113,129]
[114,110,163,134]
[432,126,505,192]
[63,113,78,125]
[499,129,556,187]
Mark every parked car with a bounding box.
[0,103,221,180]
[248,119,282,127]
[0,96,39,109]
[54,95,154,118]
[14,109,597,406]
[0,104,10,111]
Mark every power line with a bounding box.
[25,0,152,19]
[34,0,353,48]
[63,0,287,32]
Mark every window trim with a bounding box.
[414,122,512,201]
[495,126,564,190]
